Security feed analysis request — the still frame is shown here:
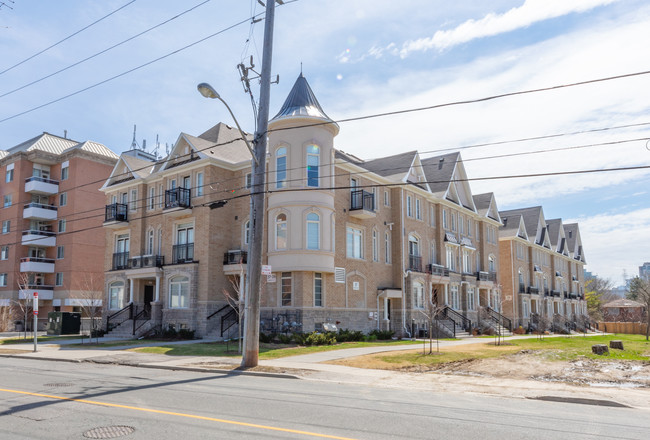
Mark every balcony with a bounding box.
[527,286,540,295]
[172,243,195,264]
[104,203,128,228]
[20,257,55,273]
[223,250,247,275]
[164,187,191,216]
[349,190,376,219]
[23,203,57,221]
[427,264,449,277]
[569,291,578,299]
[24,176,59,195]
[112,252,130,270]
[22,230,56,247]
[551,290,561,297]
[20,285,54,300]
[408,255,422,272]
[477,271,497,282]
[128,255,164,269]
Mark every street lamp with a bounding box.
[197,83,259,166]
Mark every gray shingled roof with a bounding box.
[192,122,252,164]
[473,193,493,216]
[546,218,563,248]
[122,154,155,179]
[362,150,416,179]
[499,213,525,238]
[564,223,579,251]
[602,298,645,308]
[271,73,334,123]
[499,206,543,242]
[421,153,459,197]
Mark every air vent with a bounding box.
[334,267,345,283]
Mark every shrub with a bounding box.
[161,326,177,339]
[259,332,273,343]
[178,329,195,340]
[368,329,394,340]
[304,331,336,346]
[277,333,293,344]
[337,329,364,342]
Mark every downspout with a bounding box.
[401,188,411,338]
[510,240,515,324]
[376,293,380,331]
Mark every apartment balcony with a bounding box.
[22,230,56,247]
[349,190,376,219]
[223,250,247,275]
[569,291,578,299]
[408,255,422,272]
[104,203,128,228]
[477,271,497,282]
[128,255,164,269]
[527,286,540,295]
[551,290,561,297]
[23,203,57,221]
[112,252,130,270]
[172,243,195,264]
[427,264,449,277]
[20,285,54,300]
[24,176,59,195]
[20,257,55,273]
[164,187,191,216]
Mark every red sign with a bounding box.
[33,310,38,316]
[33,292,38,298]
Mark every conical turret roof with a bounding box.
[271,73,334,123]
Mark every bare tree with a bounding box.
[222,263,246,353]
[15,272,33,339]
[628,277,650,341]
[419,272,445,354]
[76,272,104,343]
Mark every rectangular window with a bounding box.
[130,189,137,211]
[3,194,11,207]
[55,273,64,286]
[0,273,6,287]
[346,227,363,259]
[245,173,252,189]
[59,192,67,207]
[1,246,8,260]
[442,209,448,229]
[385,232,391,263]
[372,229,378,262]
[467,219,472,237]
[57,246,64,259]
[451,284,459,310]
[468,288,475,310]
[446,246,455,272]
[58,219,66,233]
[314,273,322,307]
[61,165,69,180]
[415,199,421,220]
[196,172,204,196]
[5,168,13,183]
[451,212,457,231]
[281,272,292,306]
[459,215,464,234]
[384,190,390,206]
[430,205,436,227]
[2,220,9,234]
[159,184,164,208]
[169,278,189,308]
[406,195,412,217]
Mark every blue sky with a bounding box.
[1,0,649,285]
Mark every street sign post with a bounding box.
[33,292,38,352]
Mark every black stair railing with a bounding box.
[221,308,238,337]
[486,307,512,331]
[106,303,133,332]
[132,305,151,335]
[442,306,472,332]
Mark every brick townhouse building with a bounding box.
[101,74,505,339]
[0,133,118,329]
[498,206,588,332]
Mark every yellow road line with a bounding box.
[0,387,359,440]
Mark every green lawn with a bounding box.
[131,339,420,359]
[510,334,650,361]
[0,335,81,345]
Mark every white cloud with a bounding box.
[398,0,620,57]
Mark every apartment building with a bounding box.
[101,74,504,338]
[498,206,588,332]
[0,133,118,328]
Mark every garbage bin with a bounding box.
[47,312,81,335]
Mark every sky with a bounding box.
[1,0,649,285]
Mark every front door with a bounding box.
[144,285,154,312]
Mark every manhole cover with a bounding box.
[43,383,74,388]
[83,426,135,439]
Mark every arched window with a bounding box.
[413,281,424,309]
[306,212,319,250]
[306,145,319,187]
[408,234,420,256]
[276,213,287,250]
[488,255,496,272]
[169,276,189,308]
[244,220,250,246]
[109,281,125,310]
[276,147,287,188]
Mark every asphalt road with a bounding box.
[0,357,648,439]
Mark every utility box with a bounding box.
[47,312,81,335]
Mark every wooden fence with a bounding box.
[597,321,648,335]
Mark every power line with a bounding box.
[0,1,136,76]
[0,0,212,99]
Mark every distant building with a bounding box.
[602,298,646,322]
[640,262,650,281]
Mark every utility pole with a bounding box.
[241,0,276,368]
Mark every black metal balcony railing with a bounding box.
[551,290,561,297]
[23,202,57,211]
[569,291,578,299]
[22,229,56,237]
[105,203,128,222]
[350,190,375,212]
[20,257,55,264]
[129,255,164,269]
[26,284,54,290]
[172,243,194,264]
[112,252,130,270]
[25,176,59,185]
[544,288,550,296]
[408,255,422,272]
[224,250,247,265]
[427,264,449,277]
[528,286,540,295]
[477,271,497,282]
[165,187,191,210]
